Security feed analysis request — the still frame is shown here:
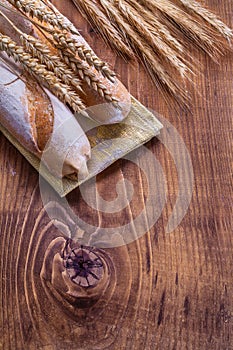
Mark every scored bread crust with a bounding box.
[0,59,91,178]
[0,58,50,155]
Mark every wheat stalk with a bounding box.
[21,34,84,91]
[1,2,119,107]
[125,0,184,54]
[52,31,116,82]
[6,0,79,34]
[14,0,117,81]
[0,8,83,93]
[176,0,233,41]
[0,34,87,114]
[138,0,226,58]
[72,0,134,60]
[0,55,26,86]
[99,0,189,106]
[59,49,119,105]
[114,0,190,77]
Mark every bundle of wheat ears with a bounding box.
[72,0,232,106]
[0,0,121,116]
[0,0,232,109]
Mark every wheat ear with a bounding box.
[99,0,189,106]
[21,31,119,106]
[114,0,190,77]
[52,31,116,82]
[6,0,79,34]
[100,0,189,106]
[21,34,84,91]
[0,8,83,93]
[2,2,119,107]
[37,0,117,81]
[125,0,184,54]
[59,49,119,106]
[72,0,133,60]
[0,34,87,114]
[176,0,232,41]
[138,0,226,58]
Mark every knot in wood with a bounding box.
[62,240,104,288]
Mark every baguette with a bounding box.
[0,58,91,179]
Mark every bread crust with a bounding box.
[0,59,91,178]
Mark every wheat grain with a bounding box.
[72,0,133,60]
[0,34,87,113]
[99,0,189,106]
[20,34,84,91]
[176,0,232,41]
[59,50,119,106]
[138,0,225,58]
[52,31,116,82]
[6,0,79,34]
[114,0,190,77]
[0,8,83,92]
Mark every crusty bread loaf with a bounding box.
[0,58,91,179]
[0,0,131,179]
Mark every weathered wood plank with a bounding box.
[0,1,232,349]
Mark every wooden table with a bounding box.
[0,1,232,349]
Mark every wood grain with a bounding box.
[0,1,232,349]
